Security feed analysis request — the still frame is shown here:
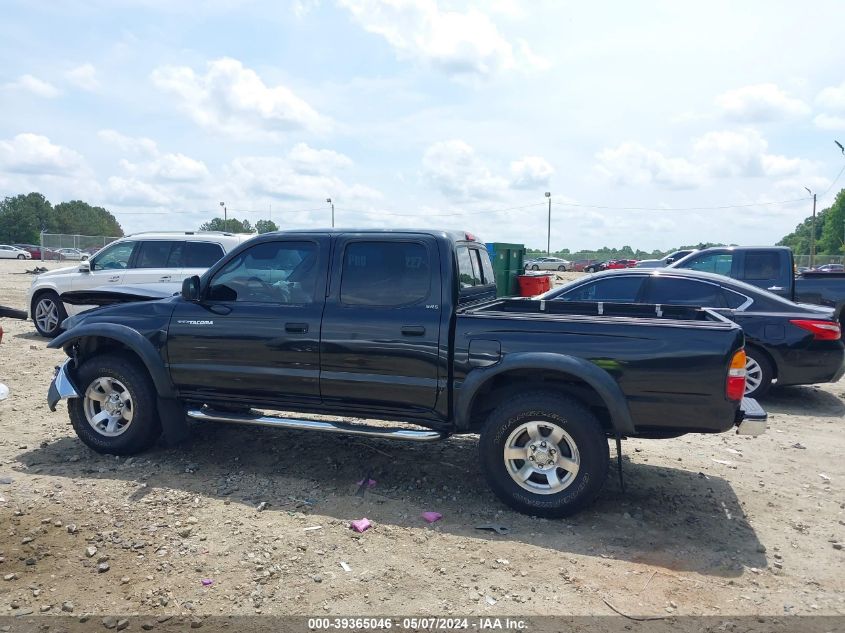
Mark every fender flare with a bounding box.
[455,352,636,435]
[48,323,175,398]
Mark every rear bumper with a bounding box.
[776,342,845,387]
[735,397,767,436]
[47,359,79,412]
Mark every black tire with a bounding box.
[557,265,566,271]
[31,290,68,338]
[531,264,539,271]
[479,392,609,518]
[744,348,773,399]
[68,353,162,455]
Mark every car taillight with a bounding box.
[726,349,746,401]
[789,319,841,340]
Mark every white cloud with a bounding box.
[0,133,85,176]
[337,0,546,77]
[151,57,327,138]
[98,129,159,156]
[816,80,845,111]
[595,142,703,189]
[510,156,554,189]
[422,140,509,199]
[813,114,845,131]
[715,83,809,122]
[105,176,171,207]
[65,63,100,91]
[5,74,60,98]
[121,153,210,183]
[287,142,353,174]
[597,129,814,189]
[293,0,320,16]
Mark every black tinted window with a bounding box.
[722,288,750,309]
[744,252,780,280]
[562,276,644,302]
[457,246,480,288]
[645,278,725,307]
[135,241,174,269]
[341,241,430,306]
[208,241,318,304]
[186,242,225,268]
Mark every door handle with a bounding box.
[767,286,784,291]
[108,275,120,282]
[401,325,426,336]
[285,322,308,333]
[159,275,172,282]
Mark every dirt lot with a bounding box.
[1,259,844,621]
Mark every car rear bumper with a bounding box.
[735,397,767,436]
[776,342,845,387]
[47,359,79,411]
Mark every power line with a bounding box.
[820,163,845,200]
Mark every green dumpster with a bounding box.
[486,242,525,297]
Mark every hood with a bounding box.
[34,265,83,278]
[60,283,181,306]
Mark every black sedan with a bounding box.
[540,268,845,398]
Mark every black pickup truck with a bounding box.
[46,229,765,517]
[670,246,845,325]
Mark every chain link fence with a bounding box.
[794,254,844,269]
[38,233,120,261]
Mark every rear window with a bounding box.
[478,249,495,285]
[185,242,225,268]
[341,241,430,306]
[744,252,780,280]
[457,246,481,288]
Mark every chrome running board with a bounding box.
[186,408,445,442]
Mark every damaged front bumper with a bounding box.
[47,359,80,411]
[736,397,767,436]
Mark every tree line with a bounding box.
[199,217,279,234]
[777,188,845,256]
[0,192,124,244]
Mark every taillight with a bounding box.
[726,349,746,401]
[789,319,841,341]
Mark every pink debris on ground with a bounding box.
[356,478,377,488]
[421,511,443,523]
[350,518,372,533]
[201,579,213,586]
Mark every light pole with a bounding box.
[219,201,227,232]
[326,198,334,228]
[545,192,551,256]
[805,187,817,268]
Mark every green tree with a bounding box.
[255,219,279,234]
[199,217,255,233]
[0,192,54,243]
[53,200,123,237]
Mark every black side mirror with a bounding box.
[181,275,201,302]
[665,257,675,264]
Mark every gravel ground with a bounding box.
[1,258,844,621]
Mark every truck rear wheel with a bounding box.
[479,392,609,518]
[68,354,162,455]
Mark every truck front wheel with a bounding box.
[479,392,609,518]
[68,354,162,455]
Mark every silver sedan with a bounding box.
[525,256,571,271]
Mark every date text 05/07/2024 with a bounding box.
[307,618,528,630]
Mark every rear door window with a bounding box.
[744,251,781,281]
[135,241,175,269]
[340,241,431,306]
[643,277,726,307]
[561,276,645,302]
[457,246,481,288]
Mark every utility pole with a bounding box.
[805,188,816,268]
[219,201,227,232]
[545,192,551,255]
[326,198,334,228]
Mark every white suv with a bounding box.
[28,231,254,337]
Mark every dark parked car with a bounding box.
[583,261,607,272]
[47,229,764,518]
[540,268,845,398]
[13,244,65,260]
[670,246,845,328]
[812,263,844,273]
[572,259,599,272]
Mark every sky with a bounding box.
[1,0,845,252]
